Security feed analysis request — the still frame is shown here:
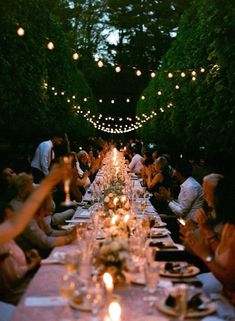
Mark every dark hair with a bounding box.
[0,202,13,224]
[175,159,192,177]
[214,176,235,224]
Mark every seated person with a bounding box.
[145,156,172,213]
[182,176,235,306]
[128,145,143,175]
[161,158,204,222]
[0,203,41,305]
[16,195,76,258]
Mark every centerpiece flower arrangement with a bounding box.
[94,236,129,285]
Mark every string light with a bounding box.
[136,70,142,76]
[181,72,186,77]
[150,71,156,78]
[17,27,25,36]
[47,41,54,50]
[115,66,121,73]
[97,60,104,68]
[72,52,79,60]
[175,85,180,89]
[168,72,173,78]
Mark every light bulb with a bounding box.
[168,72,173,78]
[115,66,121,73]
[17,27,25,36]
[136,70,142,76]
[150,71,156,78]
[72,52,79,60]
[47,41,54,50]
[97,60,103,68]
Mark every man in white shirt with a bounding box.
[129,145,143,175]
[161,159,204,222]
[31,136,63,183]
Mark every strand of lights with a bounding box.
[45,84,174,134]
[16,25,217,79]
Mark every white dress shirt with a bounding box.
[31,140,54,176]
[129,154,143,174]
[168,176,204,221]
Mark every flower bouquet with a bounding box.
[94,236,129,286]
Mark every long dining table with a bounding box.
[10,162,219,321]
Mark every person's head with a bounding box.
[214,176,235,224]
[77,150,89,165]
[203,173,223,207]
[0,203,14,223]
[154,156,168,173]
[35,194,53,219]
[51,136,63,147]
[11,173,34,201]
[1,167,16,183]
[174,159,193,182]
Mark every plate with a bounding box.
[127,272,145,285]
[69,298,91,311]
[160,265,200,278]
[154,222,167,228]
[150,231,169,238]
[156,298,216,318]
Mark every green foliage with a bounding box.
[0,0,96,153]
[137,0,235,156]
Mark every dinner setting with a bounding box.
[0,1,235,321]
[0,146,234,321]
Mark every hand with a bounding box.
[196,208,214,237]
[159,186,171,201]
[184,230,211,258]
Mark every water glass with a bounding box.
[144,261,160,294]
[175,284,189,321]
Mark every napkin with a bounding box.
[24,296,67,307]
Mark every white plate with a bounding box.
[150,231,169,238]
[156,298,216,318]
[160,265,200,278]
[154,222,167,228]
[127,272,145,285]
[69,298,91,311]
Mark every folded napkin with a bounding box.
[24,296,67,307]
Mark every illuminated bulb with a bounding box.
[119,118,122,121]
[17,27,25,36]
[54,92,57,96]
[51,87,55,91]
[192,76,196,81]
[175,85,180,89]
[47,41,54,50]
[136,69,142,76]
[115,66,121,73]
[168,72,173,78]
[150,71,156,78]
[181,72,186,77]
[191,71,196,76]
[72,95,76,99]
[126,98,130,103]
[83,97,87,102]
[67,99,70,103]
[160,108,164,112]
[61,92,64,95]
[72,52,79,60]
[111,99,115,104]
[200,67,205,73]
[157,91,162,95]
[97,60,103,68]
[141,95,145,100]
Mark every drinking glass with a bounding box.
[86,281,104,321]
[144,261,160,294]
[175,284,188,321]
[59,272,76,317]
[61,156,74,206]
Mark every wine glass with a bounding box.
[175,284,188,321]
[86,280,104,321]
[59,272,76,316]
[61,156,74,206]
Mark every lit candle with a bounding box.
[121,195,126,205]
[124,214,130,223]
[103,272,114,298]
[109,301,121,321]
[111,215,118,225]
[113,197,119,208]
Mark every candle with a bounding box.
[121,195,126,204]
[109,301,121,321]
[103,272,114,298]
[124,214,130,223]
[111,215,118,225]
[113,197,119,208]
